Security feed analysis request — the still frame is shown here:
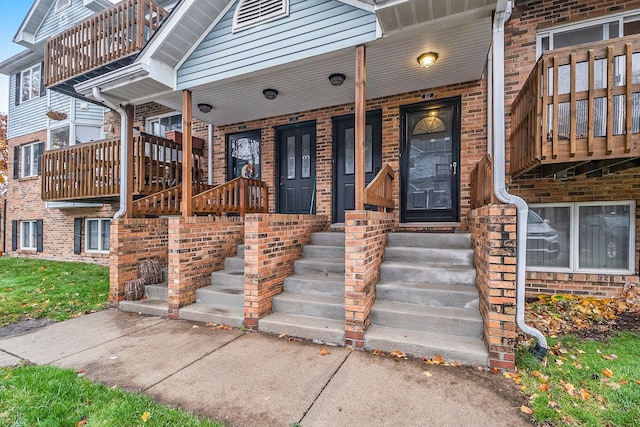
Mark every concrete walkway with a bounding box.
[0,310,533,427]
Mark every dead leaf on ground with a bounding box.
[278,333,287,339]
[287,337,300,342]
[539,384,549,392]
[562,381,576,396]
[319,348,331,356]
[602,354,618,360]
[389,350,407,359]
[373,349,385,357]
[76,418,87,426]
[520,405,533,415]
[423,354,442,365]
[423,371,432,377]
[602,368,614,378]
[579,389,591,400]
[141,411,151,422]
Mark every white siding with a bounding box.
[177,0,377,89]
[74,99,105,124]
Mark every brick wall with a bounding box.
[468,205,517,370]
[166,216,244,319]
[243,214,329,329]
[344,210,395,347]
[109,218,168,307]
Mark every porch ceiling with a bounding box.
[90,5,493,125]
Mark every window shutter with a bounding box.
[13,146,19,179]
[40,61,46,97]
[74,218,82,255]
[14,73,20,106]
[36,142,44,176]
[36,220,43,253]
[11,220,18,251]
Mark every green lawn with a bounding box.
[0,365,224,426]
[0,257,109,327]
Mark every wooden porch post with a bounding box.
[182,90,193,217]
[355,45,366,210]
[125,104,134,218]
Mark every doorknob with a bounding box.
[280,176,285,186]
[451,162,457,175]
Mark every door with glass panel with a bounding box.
[332,111,383,223]
[276,122,316,214]
[400,98,461,223]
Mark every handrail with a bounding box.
[45,0,168,87]
[470,155,493,210]
[131,183,214,216]
[192,177,269,216]
[363,163,394,210]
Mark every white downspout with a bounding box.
[492,1,548,358]
[208,124,213,185]
[93,87,129,219]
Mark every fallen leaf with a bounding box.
[389,350,407,359]
[76,418,87,426]
[491,367,500,374]
[602,368,614,378]
[373,349,385,357]
[423,371,432,377]
[539,384,549,392]
[563,382,576,396]
[602,354,618,360]
[579,389,591,400]
[503,372,512,379]
[287,337,300,342]
[278,333,287,339]
[192,325,199,329]
[606,382,621,389]
[319,348,331,356]
[141,411,151,422]
[520,405,533,415]
[634,380,640,385]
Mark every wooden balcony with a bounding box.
[511,35,640,179]
[41,133,204,202]
[470,155,493,209]
[44,0,168,98]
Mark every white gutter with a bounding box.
[208,124,213,185]
[492,1,548,358]
[93,87,129,219]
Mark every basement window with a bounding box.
[526,201,635,274]
[232,0,289,32]
[86,218,110,253]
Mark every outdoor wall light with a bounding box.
[417,52,438,69]
[263,89,279,100]
[328,73,346,86]
[197,103,213,113]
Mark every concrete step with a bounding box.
[294,258,345,275]
[196,285,244,307]
[178,304,244,328]
[237,244,245,259]
[259,312,345,345]
[310,232,345,247]
[145,283,168,301]
[224,256,245,271]
[211,270,244,288]
[283,274,344,297]
[370,300,483,338]
[375,282,478,308]
[303,244,346,259]
[364,325,488,366]
[387,232,471,249]
[272,293,344,320]
[380,262,475,285]
[119,299,168,317]
[384,247,473,266]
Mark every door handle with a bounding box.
[280,176,285,186]
[451,161,457,175]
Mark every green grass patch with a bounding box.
[0,257,109,327]
[0,365,224,426]
[517,332,640,426]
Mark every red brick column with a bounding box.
[167,216,244,319]
[243,214,329,330]
[468,204,517,370]
[109,218,169,308]
[344,210,395,348]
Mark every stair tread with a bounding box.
[381,261,475,270]
[376,281,478,293]
[179,303,244,317]
[285,273,345,285]
[274,292,344,305]
[372,300,482,321]
[297,257,345,264]
[198,285,245,295]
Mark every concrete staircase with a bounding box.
[259,232,346,345]
[119,268,169,317]
[364,233,489,366]
[178,245,246,327]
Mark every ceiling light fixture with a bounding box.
[263,89,278,100]
[417,52,439,69]
[197,103,213,113]
[328,73,346,86]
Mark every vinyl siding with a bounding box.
[74,99,105,123]
[36,0,95,44]
[177,0,377,89]
[8,71,47,139]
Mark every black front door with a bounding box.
[400,97,461,223]
[276,121,317,214]
[332,110,382,223]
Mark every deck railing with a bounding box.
[192,177,269,216]
[511,35,640,177]
[41,133,204,201]
[470,155,493,210]
[363,163,395,210]
[130,183,214,216]
[45,0,168,87]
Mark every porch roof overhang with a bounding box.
[75,0,495,126]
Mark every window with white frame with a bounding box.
[85,219,110,253]
[21,142,43,177]
[537,12,640,56]
[20,64,41,103]
[146,113,182,138]
[526,201,635,274]
[76,125,101,144]
[49,124,102,149]
[50,125,70,150]
[20,220,38,250]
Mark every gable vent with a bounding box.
[233,0,289,32]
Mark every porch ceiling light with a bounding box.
[417,52,438,69]
[197,103,213,113]
[328,73,346,86]
[263,89,279,100]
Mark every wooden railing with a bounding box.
[45,0,168,87]
[42,133,205,201]
[511,35,640,178]
[363,163,394,210]
[470,155,493,210]
[131,183,213,217]
[192,177,269,216]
